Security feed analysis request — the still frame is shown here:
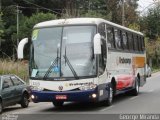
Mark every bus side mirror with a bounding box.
[17,38,28,59]
[94,33,101,55]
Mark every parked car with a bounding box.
[146,64,152,77]
[0,75,30,114]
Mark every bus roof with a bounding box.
[34,18,143,36]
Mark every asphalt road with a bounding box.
[1,72,160,120]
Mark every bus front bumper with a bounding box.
[31,90,98,103]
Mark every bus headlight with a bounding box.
[79,84,97,91]
[31,86,44,91]
[92,93,97,98]
[31,95,35,99]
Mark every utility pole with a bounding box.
[122,0,125,26]
[153,0,160,36]
[88,0,91,12]
[16,5,19,74]
[17,5,19,48]
[0,0,2,48]
[0,0,1,17]
[0,0,1,16]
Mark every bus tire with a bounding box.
[132,78,139,96]
[104,84,113,106]
[53,101,64,107]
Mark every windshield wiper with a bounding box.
[43,43,61,79]
[43,57,60,79]
[63,46,79,79]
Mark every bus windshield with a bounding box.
[30,25,97,79]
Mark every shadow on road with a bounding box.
[1,92,145,113]
[2,106,22,113]
[40,93,141,112]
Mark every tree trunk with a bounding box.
[65,0,78,17]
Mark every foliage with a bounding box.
[81,10,110,20]
[140,5,160,39]
[0,13,4,41]
[20,12,56,39]
[1,12,56,58]
[128,23,140,31]
[140,5,160,67]
[0,60,28,82]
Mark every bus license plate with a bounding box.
[55,95,67,100]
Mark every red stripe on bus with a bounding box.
[116,75,134,90]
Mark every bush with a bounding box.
[0,60,29,82]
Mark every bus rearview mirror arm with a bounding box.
[94,33,101,55]
[17,38,28,59]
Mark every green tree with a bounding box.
[140,5,160,39]
[19,12,57,39]
[140,5,160,67]
[1,12,56,59]
[128,23,140,31]
[0,13,4,41]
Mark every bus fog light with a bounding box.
[92,94,97,98]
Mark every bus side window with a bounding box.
[107,27,115,49]
[141,37,145,51]
[138,36,142,51]
[128,33,134,51]
[98,23,107,75]
[137,36,141,51]
[122,31,128,50]
[133,34,138,51]
[98,23,106,38]
[114,29,122,50]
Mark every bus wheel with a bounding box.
[104,84,113,106]
[52,101,64,107]
[132,78,139,96]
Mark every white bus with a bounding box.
[18,18,146,107]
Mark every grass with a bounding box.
[152,66,160,73]
[0,60,29,82]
